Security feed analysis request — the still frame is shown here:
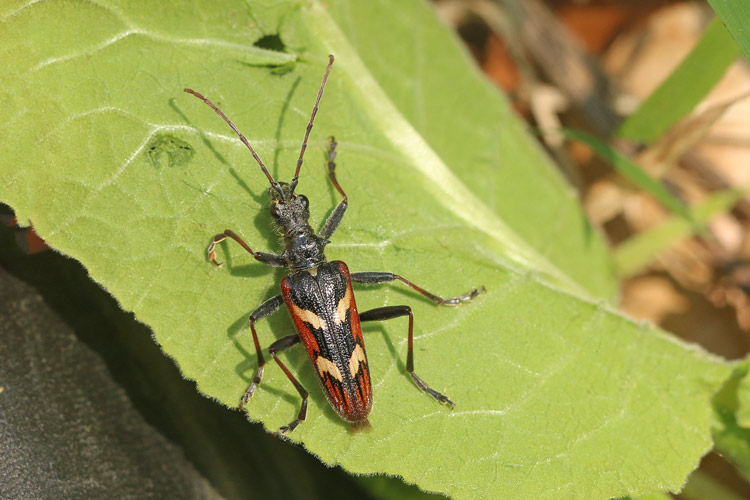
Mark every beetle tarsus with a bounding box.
[411,372,455,408]
[239,366,264,409]
[438,286,486,306]
[207,233,227,266]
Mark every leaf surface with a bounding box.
[712,360,750,480]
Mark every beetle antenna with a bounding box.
[184,88,283,195]
[289,54,334,194]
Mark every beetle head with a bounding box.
[269,182,310,232]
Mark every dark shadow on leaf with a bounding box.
[362,322,407,374]
[354,281,439,308]
[227,263,274,279]
[236,60,297,76]
[273,76,302,170]
[321,145,340,233]
[254,33,286,53]
[171,97,267,208]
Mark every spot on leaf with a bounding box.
[146,134,194,168]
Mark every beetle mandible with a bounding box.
[185,55,484,434]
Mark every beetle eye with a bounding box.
[270,203,279,217]
[299,195,309,209]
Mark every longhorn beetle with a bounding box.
[185,55,484,434]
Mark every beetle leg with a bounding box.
[208,229,286,267]
[359,305,454,408]
[239,295,284,409]
[320,137,348,240]
[351,272,485,306]
[266,335,308,436]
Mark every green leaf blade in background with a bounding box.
[0,1,734,499]
[558,128,696,228]
[616,16,739,144]
[708,0,750,63]
[613,189,745,278]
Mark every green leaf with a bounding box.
[712,360,750,480]
[0,1,732,499]
[707,0,750,62]
[617,16,739,144]
[739,366,750,429]
[613,189,745,277]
